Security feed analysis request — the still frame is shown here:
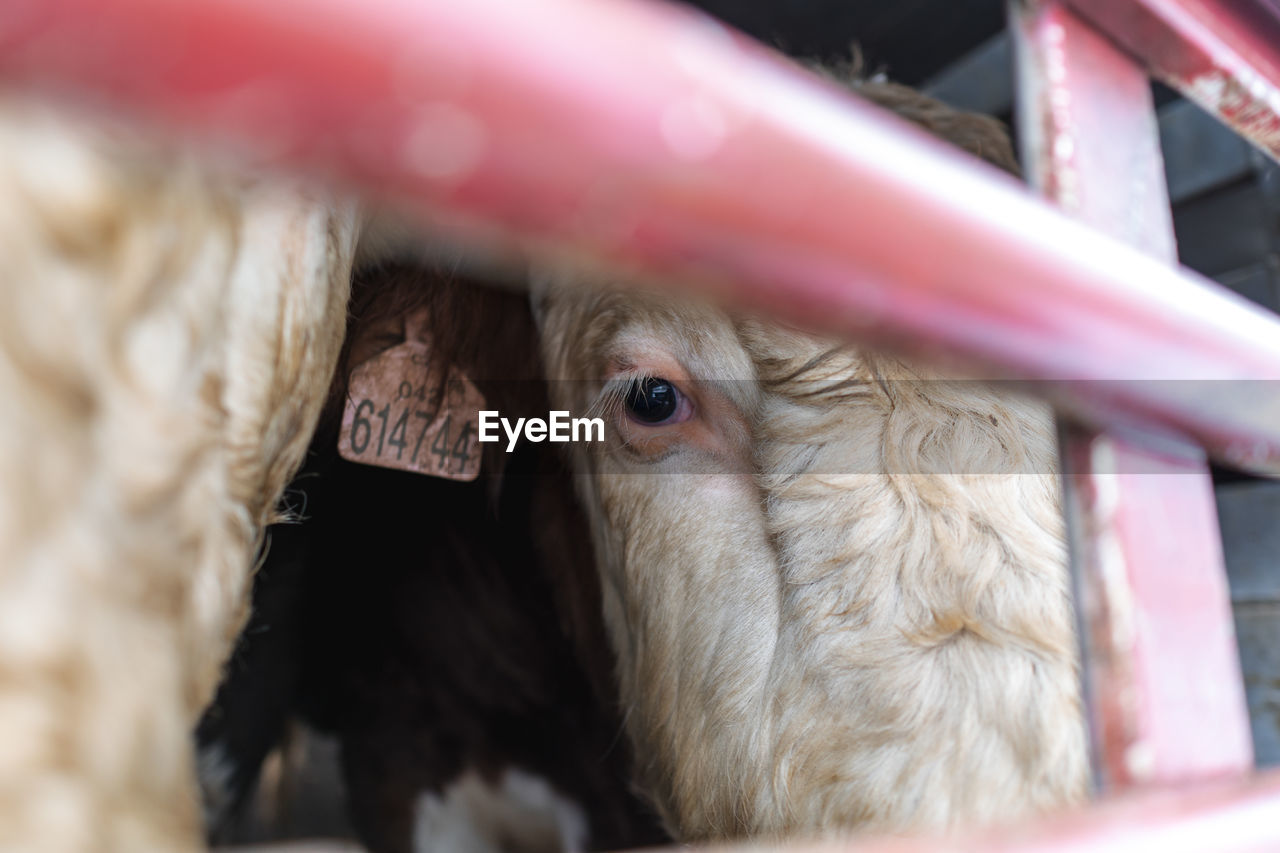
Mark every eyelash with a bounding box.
[592,373,691,426]
[591,372,655,422]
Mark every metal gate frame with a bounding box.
[2,0,1279,848]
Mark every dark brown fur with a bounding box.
[202,265,665,852]
[854,80,1019,174]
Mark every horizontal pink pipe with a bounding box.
[1,0,1279,471]
[691,770,1280,852]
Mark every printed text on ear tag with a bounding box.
[339,318,485,481]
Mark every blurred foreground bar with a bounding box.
[0,0,1279,473]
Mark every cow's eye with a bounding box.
[625,377,681,424]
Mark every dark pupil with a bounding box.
[625,377,677,423]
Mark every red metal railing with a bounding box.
[1068,0,1280,159]
[1,0,1278,847]
[1012,0,1255,792]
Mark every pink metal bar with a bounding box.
[1058,431,1253,787]
[1011,0,1178,259]
[710,770,1280,852]
[1013,1,1254,788]
[1066,0,1280,160]
[1,0,1280,476]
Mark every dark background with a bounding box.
[681,0,1005,81]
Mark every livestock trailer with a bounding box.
[0,0,1278,850]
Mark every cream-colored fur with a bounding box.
[533,281,1088,842]
[0,99,355,851]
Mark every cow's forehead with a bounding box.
[734,317,867,388]
[576,289,862,380]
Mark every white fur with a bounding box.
[413,769,588,853]
[0,97,355,851]
[533,282,1088,842]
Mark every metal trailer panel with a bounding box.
[922,34,1264,205]
[1161,98,1257,202]
[1012,0,1253,788]
[1174,180,1277,274]
[923,33,1016,116]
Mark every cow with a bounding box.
[527,80,1089,842]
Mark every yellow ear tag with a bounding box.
[339,308,485,481]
